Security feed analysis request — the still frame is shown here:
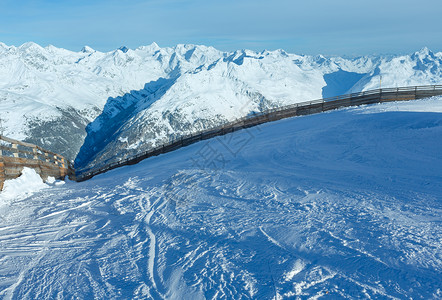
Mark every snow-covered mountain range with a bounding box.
[0,42,441,167]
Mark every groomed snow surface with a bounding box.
[0,98,441,299]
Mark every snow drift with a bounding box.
[0,168,48,202]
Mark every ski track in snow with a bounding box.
[0,98,441,299]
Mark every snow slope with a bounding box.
[1,98,441,299]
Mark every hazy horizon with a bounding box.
[1,0,441,56]
[1,40,439,58]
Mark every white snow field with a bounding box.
[0,98,441,299]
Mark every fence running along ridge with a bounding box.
[0,135,74,191]
[74,84,442,182]
[2,85,440,187]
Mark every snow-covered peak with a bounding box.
[18,41,44,52]
[136,42,161,53]
[412,47,435,60]
[45,44,59,51]
[260,49,290,59]
[348,47,441,92]
[169,44,225,65]
[118,46,129,53]
[81,45,95,53]
[0,42,9,50]
[174,43,196,52]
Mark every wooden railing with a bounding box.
[0,135,74,190]
[75,84,442,181]
[2,85,440,187]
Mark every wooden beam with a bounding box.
[0,159,5,191]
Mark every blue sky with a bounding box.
[1,0,441,55]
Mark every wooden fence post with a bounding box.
[12,143,19,158]
[0,158,5,191]
[33,147,38,160]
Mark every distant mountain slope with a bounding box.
[0,42,441,164]
[1,97,441,298]
[0,42,222,159]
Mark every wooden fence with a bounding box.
[0,135,74,191]
[75,84,442,181]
